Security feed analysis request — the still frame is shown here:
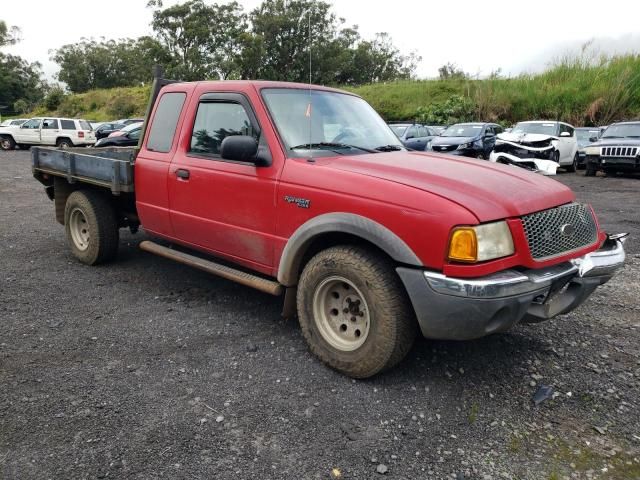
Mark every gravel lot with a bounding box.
[1,150,639,480]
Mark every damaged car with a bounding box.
[489,121,578,175]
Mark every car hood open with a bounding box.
[322,151,574,222]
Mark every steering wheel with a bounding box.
[332,127,361,143]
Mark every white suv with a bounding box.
[0,117,96,150]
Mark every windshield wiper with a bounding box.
[602,136,622,139]
[625,135,640,138]
[374,144,404,152]
[290,142,376,153]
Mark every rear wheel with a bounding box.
[56,138,73,149]
[0,136,15,150]
[566,153,577,172]
[64,190,119,265]
[585,161,597,176]
[297,245,417,378]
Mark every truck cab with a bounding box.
[31,78,627,378]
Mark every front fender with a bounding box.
[277,212,423,286]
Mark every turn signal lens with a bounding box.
[448,228,478,262]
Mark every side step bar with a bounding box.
[139,240,283,296]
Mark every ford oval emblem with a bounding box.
[560,223,576,236]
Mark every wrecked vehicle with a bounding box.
[489,121,578,174]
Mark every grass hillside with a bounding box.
[32,53,640,127]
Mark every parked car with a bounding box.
[388,122,437,150]
[584,121,640,176]
[575,127,603,169]
[114,118,144,126]
[31,77,626,379]
[94,124,141,147]
[0,118,28,127]
[429,122,503,159]
[0,117,95,150]
[94,122,126,140]
[493,121,579,171]
[107,122,142,138]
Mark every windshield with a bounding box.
[576,129,600,146]
[512,122,558,136]
[261,88,402,156]
[601,123,640,139]
[440,124,483,137]
[389,125,408,136]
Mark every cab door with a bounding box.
[167,91,279,274]
[14,118,42,144]
[557,124,576,164]
[40,119,60,145]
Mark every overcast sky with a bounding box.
[3,0,640,82]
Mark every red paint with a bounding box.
[134,80,606,280]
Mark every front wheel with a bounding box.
[585,163,596,177]
[297,245,417,378]
[64,190,119,265]
[0,136,15,150]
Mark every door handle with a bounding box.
[175,168,190,179]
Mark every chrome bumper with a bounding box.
[397,235,627,340]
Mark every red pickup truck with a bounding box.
[32,75,627,378]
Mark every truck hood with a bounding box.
[322,151,574,222]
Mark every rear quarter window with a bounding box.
[79,120,92,130]
[60,120,75,130]
[146,92,187,153]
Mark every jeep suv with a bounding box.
[0,117,95,150]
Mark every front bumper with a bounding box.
[397,235,626,340]
[586,155,640,171]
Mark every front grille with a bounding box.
[521,203,598,260]
[434,145,457,152]
[601,146,638,157]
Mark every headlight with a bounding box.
[457,142,473,150]
[448,221,515,263]
[584,146,599,155]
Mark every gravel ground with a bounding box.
[1,151,639,480]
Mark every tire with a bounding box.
[0,136,15,151]
[56,138,73,149]
[552,150,560,163]
[64,190,119,265]
[297,245,417,378]
[585,164,596,176]
[17,144,31,150]
[566,154,577,172]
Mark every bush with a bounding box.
[44,86,65,111]
[415,95,476,125]
[106,94,138,119]
[13,99,29,114]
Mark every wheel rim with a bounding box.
[69,208,90,251]
[312,276,370,352]
[59,142,69,149]
[1,139,11,149]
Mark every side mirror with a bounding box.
[484,132,495,138]
[589,136,598,142]
[559,131,571,137]
[221,135,260,164]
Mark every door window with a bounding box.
[417,126,429,137]
[42,119,59,130]
[21,119,41,129]
[405,126,418,139]
[189,102,256,157]
[60,120,75,130]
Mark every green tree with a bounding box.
[0,20,45,114]
[150,0,247,80]
[52,37,169,93]
[438,62,468,80]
